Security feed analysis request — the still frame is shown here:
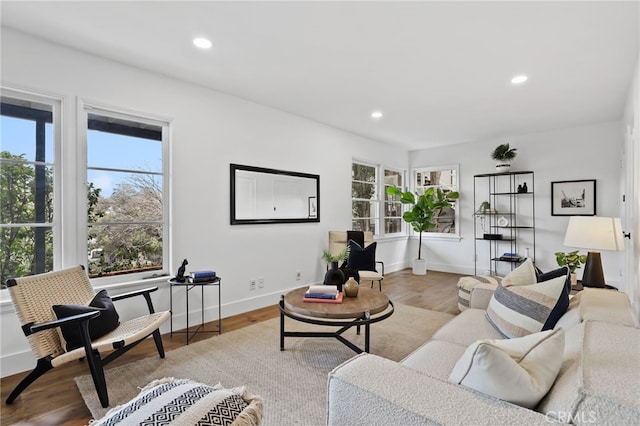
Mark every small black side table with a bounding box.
[168,277,222,344]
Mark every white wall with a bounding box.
[0,29,408,376]
[409,121,625,281]
[621,54,640,322]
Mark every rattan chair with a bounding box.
[5,265,171,408]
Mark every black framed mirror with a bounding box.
[230,164,320,224]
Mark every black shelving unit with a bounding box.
[473,171,535,276]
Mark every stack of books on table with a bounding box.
[189,270,217,283]
[303,285,343,304]
[499,253,522,262]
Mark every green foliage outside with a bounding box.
[351,163,376,232]
[1,150,163,285]
[0,152,53,287]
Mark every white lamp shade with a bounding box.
[563,216,624,251]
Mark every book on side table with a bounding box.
[303,285,343,303]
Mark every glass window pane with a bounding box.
[0,160,53,223]
[352,163,376,182]
[1,102,54,163]
[88,169,162,207]
[352,218,376,233]
[88,223,162,278]
[384,218,402,234]
[87,130,162,172]
[0,226,53,286]
[352,200,378,219]
[352,181,376,200]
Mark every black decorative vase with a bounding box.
[324,261,345,291]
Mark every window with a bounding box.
[1,93,59,287]
[84,106,168,280]
[413,165,460,237]
[383,169,404,234]
[351,162,378,233]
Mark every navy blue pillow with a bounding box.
[346,240,377,272]
[537,266,571,295]
[52,289,120,351]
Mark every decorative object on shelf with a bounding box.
[497,216,509,227]
[483,233,503,240]
[343,277,359,298]
[554,249,587,287]
[322,247,349,290]
[551,180,596,216]
[562,216,623,288]
[517,182,528,193]
[491,143,517,172]
[386,185,460,275]
[499,252,522,262]
[175,258,188,283]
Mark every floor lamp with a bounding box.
[563,216,624,288]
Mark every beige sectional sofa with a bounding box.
[327,288,639,425]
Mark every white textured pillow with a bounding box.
[501,258,537,287]
[448,328,565,408]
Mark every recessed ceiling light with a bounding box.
[193,37,213,49]
[511,75,528,85]
[371,111,383,119]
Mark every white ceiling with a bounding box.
[2,1,638,150]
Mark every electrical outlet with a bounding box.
[296,271,301,281]
[249,279,256,291]
[258,277,264,288]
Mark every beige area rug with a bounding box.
[76,303,454,425]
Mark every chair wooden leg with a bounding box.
[152,329,165,358]
[5,357,53,404]
[86,348,109,408]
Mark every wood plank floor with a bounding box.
[1,269,462,425]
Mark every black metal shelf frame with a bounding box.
[473,171,536,276]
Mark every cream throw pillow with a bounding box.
[501,258,537,287]
[448,328,565,408]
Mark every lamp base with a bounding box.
[582,251,606,288]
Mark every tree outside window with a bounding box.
[351,162,377,233]
[1,98,55,287]
[86,112,166,279]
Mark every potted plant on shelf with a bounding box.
[554,250,587,287]
[387,186,460,275]
[491,143,517,173]
[322,246,349,289]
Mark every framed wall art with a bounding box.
[308,196,317,218]
[551,179,596,216]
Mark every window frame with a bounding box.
[382,167,405,236]
[351,160,380,234]
[0,87,62,289]
[351,160,407,238]
[411,164,461,240]
[78,100,171,286]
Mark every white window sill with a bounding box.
[1,275,170,312]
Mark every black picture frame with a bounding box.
[308,196,317,218]
[551,179,596,216]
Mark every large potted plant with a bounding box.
[554,250,587,287]
[386,186,460,275]
[491,143,517,172]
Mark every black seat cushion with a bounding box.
[52,289,120,351]
[346,240,377,272]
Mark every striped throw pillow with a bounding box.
[486,275,569,338]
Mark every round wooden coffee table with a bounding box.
[279,286,394,353]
